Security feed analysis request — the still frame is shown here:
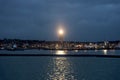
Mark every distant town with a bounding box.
[0,39,120,51]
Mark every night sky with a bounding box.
[0,0,120,41]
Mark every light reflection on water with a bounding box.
[103,50,108,55]
[46,51,76,80]
[55,50,67,55]
[0,50,120,80]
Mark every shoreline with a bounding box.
[0,53,120,58]
[0,48,120,51]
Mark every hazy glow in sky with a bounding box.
[59,29,64,35]
[0,0,120,41]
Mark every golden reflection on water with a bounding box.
[103,50,108,55]
[55,50,66,55]
[47,51,76,80]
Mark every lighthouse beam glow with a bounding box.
[58,28,64,42]
[59,29,64,35]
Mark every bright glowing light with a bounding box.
[59,29,64,35]
[103,50,107,55]
[55,50,66,55]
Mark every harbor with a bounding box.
[0,39,120,51]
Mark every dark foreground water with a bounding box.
[0,50,120,80]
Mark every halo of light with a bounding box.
[58,29,64,35]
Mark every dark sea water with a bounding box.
[0,50,120,80]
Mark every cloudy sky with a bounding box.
[0,0,120,41]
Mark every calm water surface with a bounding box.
[0,50,120,80]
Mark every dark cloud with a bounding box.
[0,0,120,41]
